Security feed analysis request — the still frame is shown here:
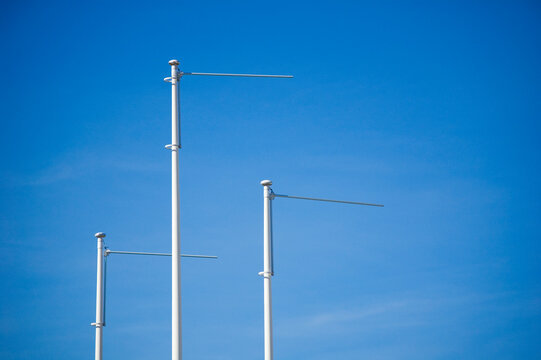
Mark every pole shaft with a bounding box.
[94,236,104,360]
[170,61,182,360]
[263,184,273,360]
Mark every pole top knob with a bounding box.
[260,180,272,186]
[94,232,106,238]
[169,59,180,66]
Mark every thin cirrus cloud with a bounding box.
[274,291,525,339]
[276,300,414,338]
[2,151,166,187]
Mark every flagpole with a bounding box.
[259,182,383,360]
[92,232,106,360]
[163,60,291,360]
[168,59,182,360]
[260,180,274,360]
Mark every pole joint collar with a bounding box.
[90,322,105,328]
[258,271,273,278]
[163,71,181,83]
[165,144,181,150]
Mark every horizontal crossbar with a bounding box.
[181,72,293,78]
[272,193,383,207]
[105,250,217,259]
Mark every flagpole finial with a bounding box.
[169,59,179,66]
[260,180,272,186]
[94,232,106,238]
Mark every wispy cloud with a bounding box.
[275,291,531,339]
[277,300,419,338]
[302,300,408,328]
[1,150,166,187]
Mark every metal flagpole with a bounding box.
[259,180,383,360]
[164,60,292,360]
[259,180,274,360]
[90,235,217,360]
[168,59,182,360]
[91,232,106,360]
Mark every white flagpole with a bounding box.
[259,180,274,360]
[92,232,106,360]
[168,59,182,360]
[258,181,383,359]
[163,61,291,360]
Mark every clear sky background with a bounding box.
[1,1,540,359]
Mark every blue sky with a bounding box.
[1,1,540,359]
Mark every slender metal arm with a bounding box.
[272,193,384,207]
[105,250,217,259]
[181,72,293,78]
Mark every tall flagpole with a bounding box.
[164,60,291,360]
[259,181,383,360]
[92,232,106,360]
[169,59,182,360]
[260,180,274,360]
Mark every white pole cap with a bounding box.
[94,232,106,238]
[260,180,272,186]
[169,59,179,66]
